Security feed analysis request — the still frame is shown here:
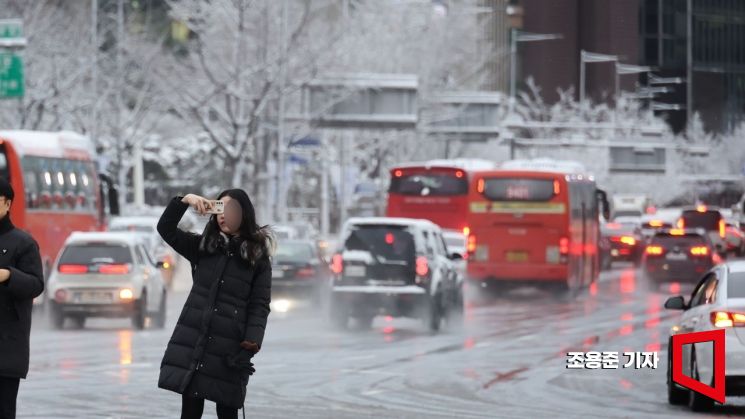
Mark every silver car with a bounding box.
[46,232,167,330]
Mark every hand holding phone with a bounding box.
[205,200,225,215]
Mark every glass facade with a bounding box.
[640,0,745,132]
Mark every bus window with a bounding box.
[22,160,40,209]
[389,173,468,196]
[481,178,555,201]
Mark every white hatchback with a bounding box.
[46,232,167,330]
[664,260,745,411]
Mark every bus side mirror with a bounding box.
[108,185,120,216]
[596,189,610,221]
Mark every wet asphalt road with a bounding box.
[16,261,745,418]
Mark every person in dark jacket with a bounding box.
[0,177,44,419]
[157,190,273,419]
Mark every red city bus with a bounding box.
[466,160,609,292]
[0,131,119,279]
[386,159,496,235]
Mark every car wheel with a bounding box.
[425,293,442,332]
[70,316,86,329]
[688,351,715,412]
[50,303,65,330]
[154,290,167,329]
[447,286,464,328]
[667,341,688,405]
[355,315,374,330]
[132,293,147,330]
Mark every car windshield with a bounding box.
[59,243,133,265]
[275,242,315,263]
[651,235,706,248]
[681,211,722,231]
[109,225,155,233]
[344,226,416,263]
[444,235,465,249]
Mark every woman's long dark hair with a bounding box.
[202,188,275,266]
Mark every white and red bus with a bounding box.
[386,159,496,235]
[466,159,609,292]
[0,130,119,279]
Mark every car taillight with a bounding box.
[98,264,130,274]
[59,264,88,274]
[462,226,470,236]
[711,311,745,328]
[689,246,709,257]
[297,267,315,278]
[467,234,477,253]
[415,256,429,277]
[677,218,685,229]
[331,254,343,275]
[612,236,636,246]
[719,219,726,238]
[559,237,569,255]
[646,245,664,256]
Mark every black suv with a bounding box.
[643,228,722,287]
[328,217,463,331]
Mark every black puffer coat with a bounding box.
[0,215,44,379]
[157,198,271,409]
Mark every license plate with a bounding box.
[344,265,366,277]
[77,291,112,304]
[506,251,529,263]
[272,270,285,279]
[666,253,688,261]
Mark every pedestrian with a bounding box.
[157,190,274,419]
[0,177,44,419]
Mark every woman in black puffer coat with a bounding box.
[157,190,273,419]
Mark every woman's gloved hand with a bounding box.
[226,341,260,375]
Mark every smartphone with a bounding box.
[205,200,225,215]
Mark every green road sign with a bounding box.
[0,53,24,98]
[0,20,23,40]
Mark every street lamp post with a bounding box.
[509,29,562,113]
[579,50,617,106]
[615,63,652,99]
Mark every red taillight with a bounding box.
[455,170,464,178]
[331,254,343,275]
[296,267,315,278]
[646,245,664,256]
[467,234,477,253]
[690,246,709,257]
[553,180,560,195]
[677,218,685,229]
[415,256,429,277]
[711,311,745,328]
[559,237,569,255]
[98,264,130,274]
[477,178,484,193]
[385,232,394,244]
[58,264,88,274]
[394,170,403,177]
[719,219,726,238]
[611,236,636,246]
